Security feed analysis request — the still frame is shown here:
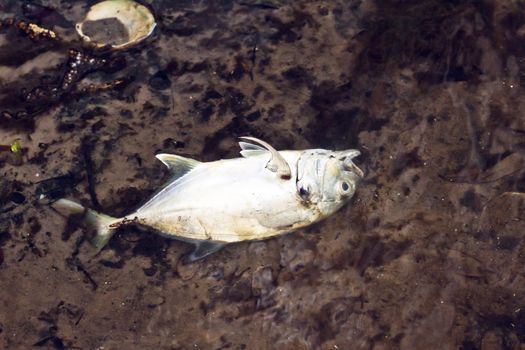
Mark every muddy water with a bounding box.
[1,1,524,349]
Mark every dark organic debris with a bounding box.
[239,2,279,10]
[34,301,83,348]
[390,149,423,177]
[245,110,262,122]
[164,12,204,37]
[0,22,129,129]
[100,258,126,269]
[459,189,483,213]
[35,172,83,203]
[204,89,223,100]
[67,256,98,291]
[440,152,525,184]
[249,43,258,79]
[0,180,26,213]
[143,264,157,276]
[149,70,172,90]
[21,3,72,28]
[33,335,65,349]
[80,138,101,211]
[59,50,114,92]
[9,191,26,205]
[0,17,60,41]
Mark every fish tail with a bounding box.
[52,199,120,252]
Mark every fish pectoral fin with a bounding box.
[239,136,291,179]
[155,154,201,179]
[187,241,226,262]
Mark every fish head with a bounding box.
[296,149,363,216]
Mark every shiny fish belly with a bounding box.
[137,205,319,243]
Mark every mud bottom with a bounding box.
[0,0,524,349]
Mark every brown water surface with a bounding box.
[1,1,524,349]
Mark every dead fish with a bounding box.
[53,137,364,261]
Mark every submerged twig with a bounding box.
[0,17,60,41]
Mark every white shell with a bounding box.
[75,0,156,50]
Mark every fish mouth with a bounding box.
[342,154,364,179]
[350,162,364,179]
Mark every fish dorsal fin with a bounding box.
[239,141,267,158]
[239,136,291,179]
[155,153,201,179]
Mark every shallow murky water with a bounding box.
[1,1,524,349]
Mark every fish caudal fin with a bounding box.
[52,199,120,252]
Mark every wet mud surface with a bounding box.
[1,0,525,349]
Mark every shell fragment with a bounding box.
[75,0,156,50]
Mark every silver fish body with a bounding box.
[54,137,363,261]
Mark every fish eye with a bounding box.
[338,181,353,196]
[299,186,310,200]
